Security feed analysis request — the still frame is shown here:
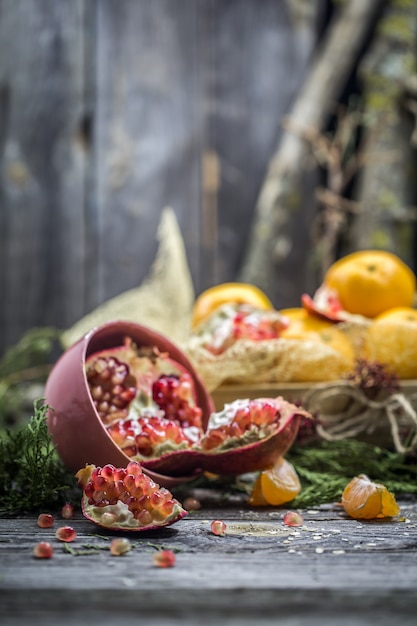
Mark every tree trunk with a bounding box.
[239,0,385,306]
[350,0,417,269]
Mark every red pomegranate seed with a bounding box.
[110,538,132,556]
[33,542,54,559]
[210,520,227,536]
[55,526,77,542]
[152,549,176,568]
[61,503,75,520]
[37,513,54,528]
[283,511,304,527]
[183,497,201,511]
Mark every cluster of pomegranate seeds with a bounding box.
[55,526,77,542]
[231,310,284,343]
[152,549,176,568]
[200,399,279,451]
[152,374,203,429]
[107,415,192,459]
[86,355,137,423]
[37,513,54,528]
[82,461,180,526]
[33,542,54,559]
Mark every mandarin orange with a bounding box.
[191,282,273,328]
[364,307,417,379]
[324,250,416,318]
[341,474,400,519]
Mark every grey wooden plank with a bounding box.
[0,0,88,353]
[199,0,316,291]
[1,503,417,624]
[90,0,204,310]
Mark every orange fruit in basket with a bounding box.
[364,306,417,378]
[280,307,340,335]
[248,457,301,506]
[324,250,416,318]
[342,474,400,519]
[191,282,273,328]
[280,308,355,363]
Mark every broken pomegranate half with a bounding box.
[76,461,187,531]
[140,396,309,477]
[45,321,214,488]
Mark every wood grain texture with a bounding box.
[0,0,315,357]
[1,502,417,625]
[0,0,88,351]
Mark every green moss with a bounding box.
[378,12,416,44]
[370,229,391,249]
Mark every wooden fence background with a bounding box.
[0,0,318,356]
[1,0,416,358]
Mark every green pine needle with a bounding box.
[0,400,78,515]
[287,439,417,508]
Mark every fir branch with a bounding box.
[288,439,417,508]
[0,400,79,515]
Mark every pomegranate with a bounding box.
[140,396,308,477]
[301,288,347,323]
[45,321,214,488]
[76,461,187,531]
[46,321,309,485]
[192,303,289,355]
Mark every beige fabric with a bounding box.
[61,207,195,349]
[185,335,356,392]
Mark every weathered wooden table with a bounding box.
[1,494,416,626]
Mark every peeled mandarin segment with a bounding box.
[342,474,400,520]
[248,475,269,506]
[191,282,273,328]
[259,458,301,506]
[324,250,416,318]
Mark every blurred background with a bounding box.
[0,0,416,358]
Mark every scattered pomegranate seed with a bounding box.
[152,549,176,568]
[37,513,54,528]
[183,497,201,511]
[33,542,54,559]
[55,526,77,542]
[110,538,132,556]
[283,511,304,527]
[210,519,227,536]
[61,502,75,520]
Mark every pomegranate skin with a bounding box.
[45,321,214,488]
[141,399,303,477]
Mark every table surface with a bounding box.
[1,493,417,626]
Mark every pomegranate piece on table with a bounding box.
[76,461,187,531]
